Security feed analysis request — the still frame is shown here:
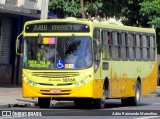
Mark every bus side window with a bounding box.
[150,35,155,61]
[93,40,100,71]
[93,29,100,39]
[102,30,111,59]
[121,32,127,60]
[128,33,135,60]
[111,31,119,59]
[108,32,111,44]
[135,34,141,60]
[142,35,148,60]
[93,29,101,59]
[93,29,101,72]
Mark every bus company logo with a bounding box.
[49,79,61,82]
[2,111,11,116]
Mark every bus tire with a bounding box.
[129,81,141,106]
[74,100,81,107]
[38,98,50,108]
[93,86,106,109]
[74,100,84,108]
[121,98,130,106]
[74,100,92,108]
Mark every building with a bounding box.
[0,0,44,86]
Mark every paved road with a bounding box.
[0,87,160,119]
[1,96,160,119]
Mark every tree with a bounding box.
[80,0,85,18]
[49,0,103,19]
[140,0,160,54]
[101,0,123,18]
[120,0,150,27]
[49,0,81,18]
[140,0,160,28]
[49,0,160,28]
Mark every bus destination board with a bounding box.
[25,22,90,33]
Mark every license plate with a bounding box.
[50,89,61,93]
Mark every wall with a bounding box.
[0,0,42,10]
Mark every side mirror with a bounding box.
[16,32,23,56]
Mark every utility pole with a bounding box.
[40,0,49,19]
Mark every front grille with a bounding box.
[39,83,53,86]
[57,83,73,86]
[32,72,80,78]
[38,83,73,86]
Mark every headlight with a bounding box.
[27,80,32,85]
[32,82,37,86]
[23,76,37,86]
[75,82,79,86]
[23,77,27,81]
[74,75,92,86]
[85,77,91,82]
[80,80,85,85]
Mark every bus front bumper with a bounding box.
[22,79,103,99]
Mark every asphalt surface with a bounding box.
[0,86,159,108]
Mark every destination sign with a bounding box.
[25,22,90,33]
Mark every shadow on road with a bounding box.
[11,98,149,110]
[49,101,148,110]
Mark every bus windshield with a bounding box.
[23,36,92,70]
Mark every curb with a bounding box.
[0,104,9,108]
[0,103,38,109]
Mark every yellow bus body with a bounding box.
[21,18,157,101]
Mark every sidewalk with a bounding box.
[0,87,38,108]
[0,87,160,108]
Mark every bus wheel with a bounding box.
[121,98,130,106]
[129,81,141,106]
[74,100,83,108]
[93,87,106,109]
[74,99,92,108]
[38,98,50,108]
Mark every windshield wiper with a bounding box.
[64,34,75,53]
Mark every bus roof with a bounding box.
[24,18,155,34]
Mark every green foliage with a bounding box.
[85,0,103,15]
[140,0,160,28]
[49,0,81,18]
[120,0,150,27]
[101,0,123,18]
[49,0,103,18]
[48,0,160,28]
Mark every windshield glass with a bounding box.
[23,36,92,70]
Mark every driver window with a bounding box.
[93,29,101,72]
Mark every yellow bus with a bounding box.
[16,17,157,109]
